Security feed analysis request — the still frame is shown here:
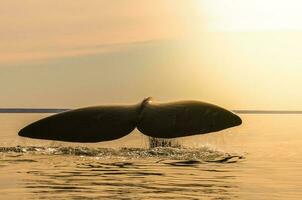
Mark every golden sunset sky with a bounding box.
[1,0,302,110]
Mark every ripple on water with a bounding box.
[0,146,244,200]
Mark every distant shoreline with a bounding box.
[233,110,302,114]
[0,109,69,113]
[1,108,302,114]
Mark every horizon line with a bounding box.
[233,110,302,114]
[1,108,302,114]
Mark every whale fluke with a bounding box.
[18,97,242,142]
[18,105,140,142]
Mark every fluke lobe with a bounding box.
[18,97,242,142]
[137,97,242,138]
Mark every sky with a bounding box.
[1,0,302,110]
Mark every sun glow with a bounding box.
[200,0,302,31]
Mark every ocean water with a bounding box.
[0,114,301,199]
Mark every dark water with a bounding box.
[0,114,301,199]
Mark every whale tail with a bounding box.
[18,98,242,142]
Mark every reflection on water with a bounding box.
[4,154,240,200]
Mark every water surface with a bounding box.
[0,114,301,199]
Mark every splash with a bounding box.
[148,137,181,148]
[0,145,244,163]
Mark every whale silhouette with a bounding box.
[18,97,242,142]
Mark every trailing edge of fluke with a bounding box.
[18,97,242,143]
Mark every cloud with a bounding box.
[0,0,194,65]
